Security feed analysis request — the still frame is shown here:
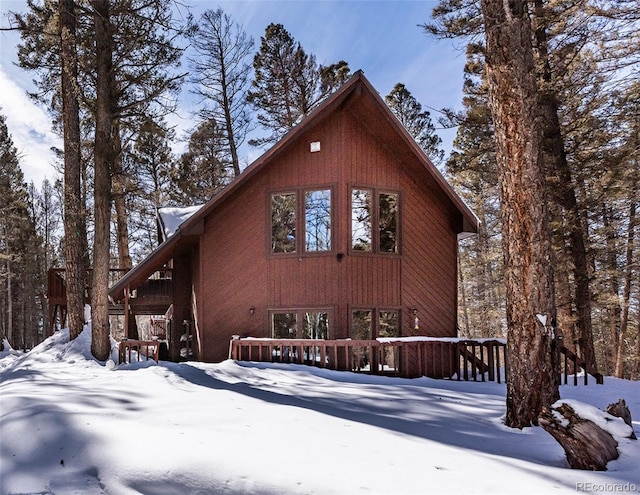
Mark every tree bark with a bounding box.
[60,0,86,341]
[606,399,636,439]
[112,121,132,271]
[6,257,12,344]
[532,0,597,374]
[602,205,621,375]
[615,177,637,377]
[91,0,114,361]
[479,0,559,428]
[539,403,620,471]
[635,316,640,380]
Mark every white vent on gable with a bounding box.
[310,141,321,153]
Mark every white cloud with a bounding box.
[0,68,61,185]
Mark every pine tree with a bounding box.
[385,82,444,164]
[171,120,230,205]
[445,43,504,338]
[248,23,350,146]
[15,0,187,353]
[480,0,559,427]
[90,0,114,361]
[0,113,42,349]
[126,117,175,258]
[188,8,254,178]
[424,0,640,379]
[60,0,87,341]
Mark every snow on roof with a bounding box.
[157,205,204,240]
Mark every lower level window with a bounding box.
[271,310,330,339]
[351,309,400,339]
[350,309,400,372]
[272,312,297,338]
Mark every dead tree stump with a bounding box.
[606,399,637,439]
[539,402,620,471]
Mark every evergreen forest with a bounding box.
[0,1,638,387]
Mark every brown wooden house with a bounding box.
[109,71,478,364]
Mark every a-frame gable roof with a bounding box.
[110,70,477,301]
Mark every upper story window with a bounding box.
[351,189,372,251]
[271,188,332,254]
[305,189,332,252]
[271,193,296,253]
[351,188,399,254]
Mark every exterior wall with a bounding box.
[198,109,460,362]
[170,252,194,361]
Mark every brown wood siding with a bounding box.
[345,255,401,307]
[191,244,201,360]
[199,179,269,362]
[196,105,460,361]
[401,169,458,338]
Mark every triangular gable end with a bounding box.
[110,70,477,301]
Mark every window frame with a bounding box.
[349,186,401,256]
[270,308,334,339]
[349,307,402,340]
[268,186,335,257]
[270,191,297,254]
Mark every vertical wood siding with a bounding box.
[197,107,461,361]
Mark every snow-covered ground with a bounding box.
[1,328,638,495]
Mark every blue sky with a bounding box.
[0,0,468,185]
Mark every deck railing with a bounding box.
[560,345,604,385]
[229,337,507,382]
[118,339,162,364]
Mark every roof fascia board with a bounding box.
[353,75,479,233]
[111,71,478,297]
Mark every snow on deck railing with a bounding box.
[229,337,507,382]
[118,339,162,364]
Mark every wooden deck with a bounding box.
[118,339,165,364]
[116,334,603,386]
[229,337,507,382]
[46,268,172,335]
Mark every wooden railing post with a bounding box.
[225,337,546,386]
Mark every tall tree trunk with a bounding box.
[634,316,640,380]
[532,0,597,373]
[457,254,470,337]
[112,121,132,271]
[91,0,114,361]
[220,65,241,178]
[479,0,559,428]
[6,257,12,345]
[553,227,577,351]
[60,0,86,340]
[615,183,637,377]
[602,205,621,375]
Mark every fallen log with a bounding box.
[606,399,637,440]
[539,400,635,471]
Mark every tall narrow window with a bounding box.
[351,310,373,340]
[351,188,400,254]
[305,189,331,252]
[351,189,372,251]
[379,193,398,253]
[302,311,330,339]
[271,193,296,253]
